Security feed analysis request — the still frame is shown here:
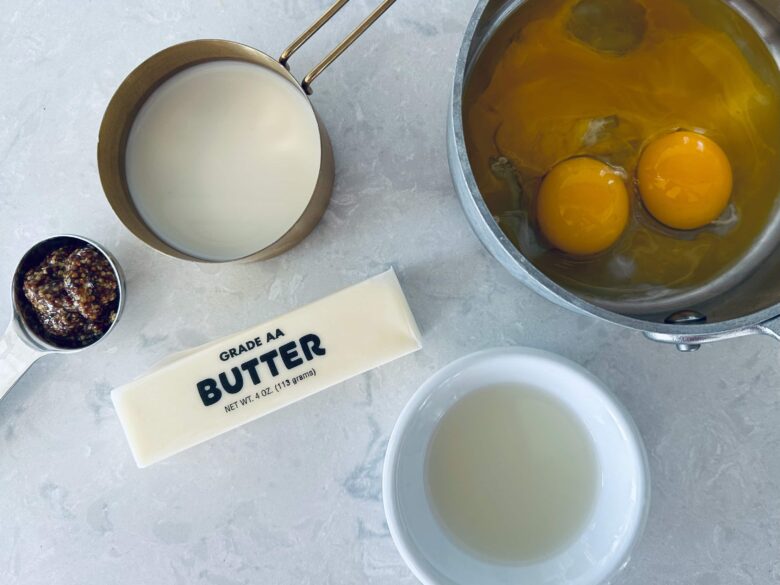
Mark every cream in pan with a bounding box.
[124,60,322,261]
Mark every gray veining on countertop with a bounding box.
[1,1,780,584]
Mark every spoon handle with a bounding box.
[0,320,43,401]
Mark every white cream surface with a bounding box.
[125,60,322,261]
[111,270,422,467]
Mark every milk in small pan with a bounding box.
[99,0,398,262]
[125,61,322,262]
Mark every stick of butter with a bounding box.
[112,269,421,467]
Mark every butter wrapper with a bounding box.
[112,269,421,467]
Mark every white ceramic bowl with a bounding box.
[383,347,649,585]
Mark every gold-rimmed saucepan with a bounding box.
[98,0,396,263]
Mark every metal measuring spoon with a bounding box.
[0,235,125,399]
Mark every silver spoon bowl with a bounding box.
[0,235,125,399]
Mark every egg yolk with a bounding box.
[537,157,629,255]
[637,131,732,230]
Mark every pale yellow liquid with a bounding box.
[426,385,599,563]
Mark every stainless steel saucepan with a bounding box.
[448,0,780,351]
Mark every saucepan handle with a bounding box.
[0,319,43,401]
[757,315,780,342]
[279,0,398,95]
[644,313,780,348]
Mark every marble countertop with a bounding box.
[2,1,780,584]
